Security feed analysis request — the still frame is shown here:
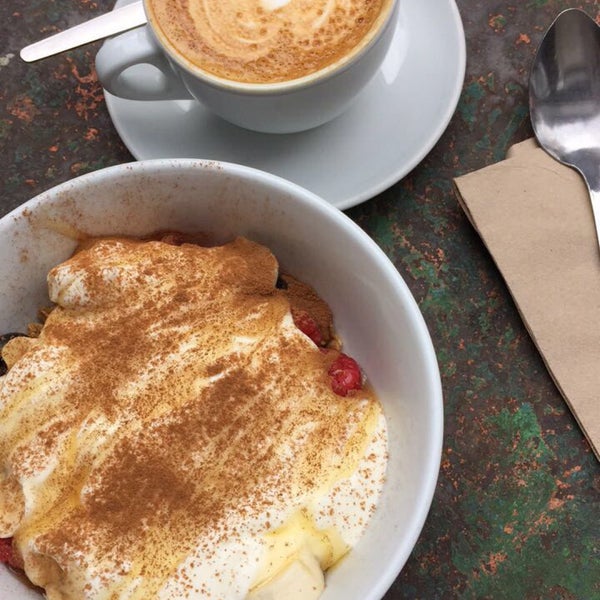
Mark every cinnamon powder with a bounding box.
[0,235,383,598]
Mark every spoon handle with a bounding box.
[589,187,600,251]
[579,157,600,252]
[20,1,147,62]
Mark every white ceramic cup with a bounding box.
[0,160,442,599]
[95,0,399,134]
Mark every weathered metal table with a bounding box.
[1,1,598,597]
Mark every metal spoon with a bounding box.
[529,8,600,251]
[20,0,146,62]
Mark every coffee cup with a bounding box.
[95,0,399,134]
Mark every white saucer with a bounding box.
[104,0,466,210]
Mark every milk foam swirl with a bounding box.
[147,0,390,83]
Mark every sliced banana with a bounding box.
[247,547,325,600]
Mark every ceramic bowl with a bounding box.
[0,159,443,599]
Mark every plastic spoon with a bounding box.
[20,0,146,62]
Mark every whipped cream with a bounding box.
[0,237,387,599]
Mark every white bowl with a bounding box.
[0,159,443,600]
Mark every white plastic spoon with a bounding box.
[20,1,146,62]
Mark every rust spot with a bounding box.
[8,95,39,123]
[481,551,508,575]
[66,58,104,120]
[84,127,99,141]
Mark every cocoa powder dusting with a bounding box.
[0,235,383,598]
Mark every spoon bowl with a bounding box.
[529,8,600,250]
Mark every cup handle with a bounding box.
[95,26,193,101]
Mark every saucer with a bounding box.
[104,0,466,210]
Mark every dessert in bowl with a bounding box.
[0,159,443,599]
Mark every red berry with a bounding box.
[328,353,363,396]
[160,232,187,245]
[0,537,18,569]
[292,309,323,346]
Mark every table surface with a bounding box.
[1,1,599,598]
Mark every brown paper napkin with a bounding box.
[454,138,600,461]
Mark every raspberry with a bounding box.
[328,353,363,396]
[160,232,187,245]
[0,537,18,569]
[292,309,323,346]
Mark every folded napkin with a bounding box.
[454,138,600,461]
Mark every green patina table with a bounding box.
[1,1,598,598]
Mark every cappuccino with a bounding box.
[145,0,392,84]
